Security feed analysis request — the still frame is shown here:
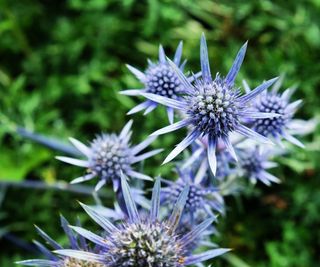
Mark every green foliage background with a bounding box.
[0,0,320,266]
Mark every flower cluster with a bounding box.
[17,33,314,267]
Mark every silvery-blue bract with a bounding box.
[54,175,230,266]
[56,120,162,191]
[141,34,279,176]
[17,216,104,267]
[181,137,236,183]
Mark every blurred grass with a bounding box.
[0,0,319,266]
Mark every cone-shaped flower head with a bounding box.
[242,77,304,148]
[56,120,163,191]
[238,147,280,186]
[17,215,105,267]
[121,42,190,124]
[55,175,230,266]
[141,34,279,176]
[162,168,224,216]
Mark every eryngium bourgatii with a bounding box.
[55,175,230,266]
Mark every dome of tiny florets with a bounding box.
[238,148,280,185]
[187,76,240,137]
[253,93,289,137]
[146,63,183,99]
[62,257,105,267]
[240,153,262,176]
[105,221,186,267]
[164,182,207,213]
[89,134,132,181]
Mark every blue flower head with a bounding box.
[243,77,304,148]
[141,34,279,176]
[162,168,225,217]
[238,146,280,186]
[56,120,163,191]
[121,42,190,124]
[55,175,230,266]
[17,215,104,267]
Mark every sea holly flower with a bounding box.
[55,175,230,266]
[242,77,305,147]
[121,42,190,124]
[56,120,163,191]
[140,34,279,176]
[162,168,225,216]
[238,146,280,186]
[17,215,105,267]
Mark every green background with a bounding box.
[0,0,319,266]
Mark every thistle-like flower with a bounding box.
[238,147,280,186]
[17,215,105,267]
[121,42,189,124]
[141,34,279,175]
[56,120,162,191]
[162,168,225,216]
[242,77,304,147]
[55,175,230,266]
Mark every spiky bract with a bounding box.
[16,216,104,267]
